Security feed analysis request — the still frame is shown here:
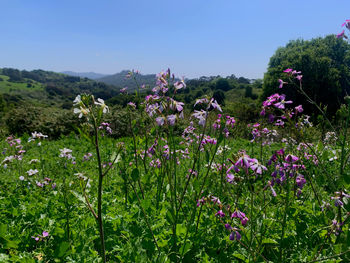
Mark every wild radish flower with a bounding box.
[95,98,109,113]
[192,110,207,126]
[250,159,267,175]
[274,94,293,109]
[32,231,49,242]
[73,95,82,105]
[197,197,205,207]
[283,68,293,74]
[59,148,74,160]
[127,102,136,109]
[210,99,222,112]
[229,230,241,241]
[337,30,345,39]
[19,176,25,181]
[285,154,299,163]
[174,79,186,90]
[27,169,39,176]
[167,115,176,126]
[295,105,303,113]
[28,159,40,164]
[74,107,90,118]
[120,87,127,93]
[278,79,287,89]
[28,132,48,142]
[226,173,235,184]
[194,98,209,107]
[215,210,225,217]
[155,117,165,126]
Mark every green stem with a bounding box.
[94,123,106,263]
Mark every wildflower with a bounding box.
[192,110,207,126]
[283,68,293,74]
[73,107,90,118]
[278,79,287,89]
[120,87,128,93]
[215,210,225,217]
[285,154,299,163]
[27,169,39,176]
[274,94,293,109]
[19,176,25,181]
[295,105,303,113]
[174,79,186,90]
[226,173,235,184]
[167,114,176,126]
[127,102,136,109]
[95,98,109,113]
[336,30,345,39]
[229,230,241,241]
[73,95,82,105]
[210,99,222,112]
[250,159,267,175]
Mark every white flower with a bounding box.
[26,169,39,176]
[95,98,109,113]
[28,159,40,164]
[73,95,82,105]
[74,107,90,118]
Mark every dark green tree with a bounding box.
[262,35,350,116]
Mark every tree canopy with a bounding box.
[262,35,350,116]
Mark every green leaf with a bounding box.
[232,253,247,262]
[179,241,192,256]
[205,150,210,163]
[131,168,140,182]
[0,224,6,238]
[166,209,175,224]
[54,241,71,258]
[262,238,278,245]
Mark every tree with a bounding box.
[214,78,231,91]
[213,90,226,105]
[262,35,350,116]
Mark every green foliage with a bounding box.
[263,35,350,116]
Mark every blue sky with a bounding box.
[0,0,349,79]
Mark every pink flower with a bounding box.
[278,79,287,89]
[283,68,293,74]
[295,105,303,113]
[337,30,345,39]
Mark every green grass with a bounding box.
[0,75,43,93]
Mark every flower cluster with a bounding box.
[32,231,49,242]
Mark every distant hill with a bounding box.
[61,71,108,80]
[97,70,157,91]
[0,68,119,108]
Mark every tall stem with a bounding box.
[94,123,107,263]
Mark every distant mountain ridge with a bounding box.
[61,71,108,80]
[97,70,157,91]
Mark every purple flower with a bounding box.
[42,231,49,237]
[155,117,165,126]
[226,173,235,184]
[215,210,225,217]
[192,110,207,126]
[274,94,293,109]
[167,115,176,126]
[295,105,303,113]
[285,154,299,163]
[229,231,241,241]
[225,224,232,230]
[278,79,287,89]
[210,99,222,112]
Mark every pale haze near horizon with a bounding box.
[0,0,349,79]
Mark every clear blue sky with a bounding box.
[1,0,349,79]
